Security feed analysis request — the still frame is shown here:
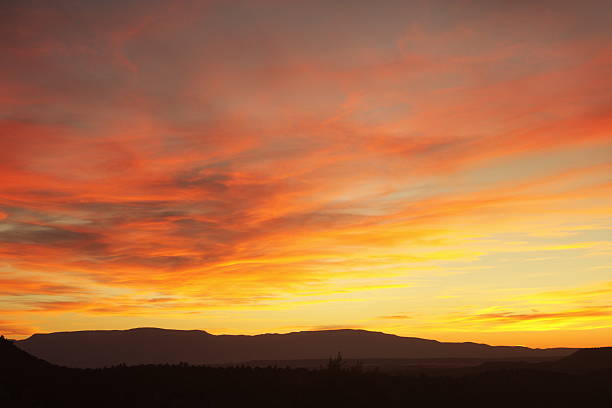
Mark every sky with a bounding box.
[1,0,611,348]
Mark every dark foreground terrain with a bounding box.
[2,336,612,407]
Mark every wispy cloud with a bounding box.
[0,0,611,344]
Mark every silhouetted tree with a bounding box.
[327,352,344,372]
[349,359,363,374]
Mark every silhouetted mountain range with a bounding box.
[16,327,575,368]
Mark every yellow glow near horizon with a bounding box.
[0,0,611,348]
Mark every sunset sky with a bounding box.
[1,0,611,347]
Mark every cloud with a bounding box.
[447,305,612,332]
[0,221,101,246]
[0,320,38,338]
[517,281,612,305]
[470,307,612,323]
[0,277,85,296]
[0,0,611,343]
[434,281,612,333]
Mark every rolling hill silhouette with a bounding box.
[16,327,575,368]
[549,347,612,372]
[0,335,53,371]
[3,335,611,407]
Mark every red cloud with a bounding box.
[0,0,611,342]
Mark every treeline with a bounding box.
[3,359,612,407]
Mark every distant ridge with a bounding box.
[0,335,53,371]
[14,327,576,368]
[550,347,612,372]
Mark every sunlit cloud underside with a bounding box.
[1,0,611,347]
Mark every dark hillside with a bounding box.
[549,347,612,372]
[2,338,611,408]
[0,335,53,371]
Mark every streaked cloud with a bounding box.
[0,0,611,346]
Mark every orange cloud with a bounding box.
[0,277,85,296]
[0,319,39,338]
[1,0,611,344]
[468,307,612,324]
